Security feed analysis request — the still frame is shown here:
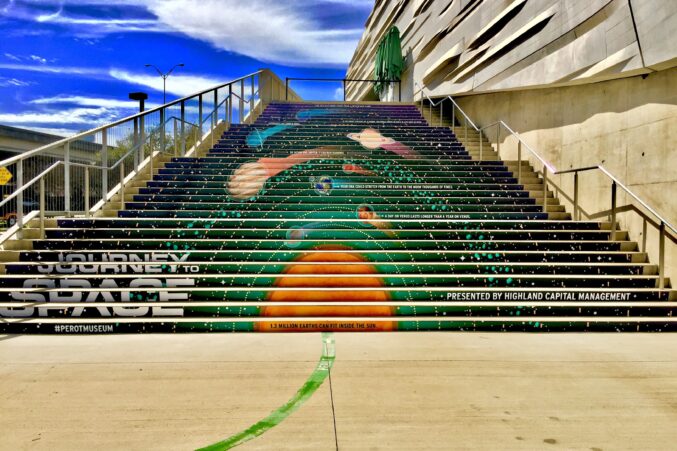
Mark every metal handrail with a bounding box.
[0,159,99,242]
[415,82,480,132]
[0,69,293,244]
[199,95,230,127]
[479,121,556,173]
[286,77,403,102]
[477,119,676,236]
[0,70,265,168]
[231,89,259,104]
[416,81,675,289]
[0,161,62,209]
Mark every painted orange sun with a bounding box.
[256,246,396,332]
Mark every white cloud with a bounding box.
[25,126,79,137]
[35,4,63,22]
[0,107,120,125]
[29,95,139,109]
[0,63,105,76]
[109,69,224,97]
[144,0,363,66]
[4,53,21,62]
[0,77,31,87]
[35,11,167,33]
[0,61,233,98]
[13,0,367,67]
[333,86,344,101]
[0,0,16,14]
[29,55,48,64]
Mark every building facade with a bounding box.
[348,0,677,275]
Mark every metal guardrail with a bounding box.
[0,69,293,241]
[415,82,675,289]
[285,78,403,102]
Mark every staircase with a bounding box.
[0,101,674,333]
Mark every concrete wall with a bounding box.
[455,67,677,277]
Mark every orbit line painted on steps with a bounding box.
[197,332,336,450]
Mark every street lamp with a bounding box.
[144,63,184,104]
[128,92,148,112]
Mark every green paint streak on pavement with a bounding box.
[197,333,336,451]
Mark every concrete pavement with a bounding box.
[1,333,676,450]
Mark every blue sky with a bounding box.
[0,0,373,135]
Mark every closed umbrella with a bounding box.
[374,26,404,97]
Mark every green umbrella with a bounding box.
[374,26,404,96]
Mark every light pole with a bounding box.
[144,63,184,104]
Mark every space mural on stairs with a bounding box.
[1,103,674,333]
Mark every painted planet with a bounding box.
[257,246,396,332]
[228,161,268,200]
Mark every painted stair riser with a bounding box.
[3,307,673,319]
[2,321,673,334]
[116,211,553,220]
[16,250,640,263]
[31,240,628,251]
[45,230,608,240]
[6,262,650,276]
[55,219,602,229]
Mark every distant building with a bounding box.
[0,124,100,163]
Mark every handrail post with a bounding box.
[239,79,245,122]
[84,166,90,218]
[198,94,203,142]
[226,96,231,128]
[610,181,617,240]
[133,117,139,170]
[343,79,346,102]
[173,117,178,157]
[250,76,255,123]
[641,218,647,253]
[658,221,665,289]
[139,112,145,170]
[120,162,125,211]
[160,108,166,152]
[285,77,289,101]
[211,89,219,130]
[479,130,484,160]
[228,84,233,125]
[451,104,455,135]
[573,172,579,221]
[517,141,522,182]
[213,89,218,129]
[439,101,443,127]
[149,134,154,179]
[101,128,108,206]
[496,124,500,156]
[180,101,186,156]
[542,165,548,215]
[148,130,154,171]
[39,177,45,239]
[398,81,401,102]
[64,142,70,216]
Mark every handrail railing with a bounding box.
[416,82,675,289]
[0,68,294,243]
[286,78,403,102]
[0,70,264,168]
